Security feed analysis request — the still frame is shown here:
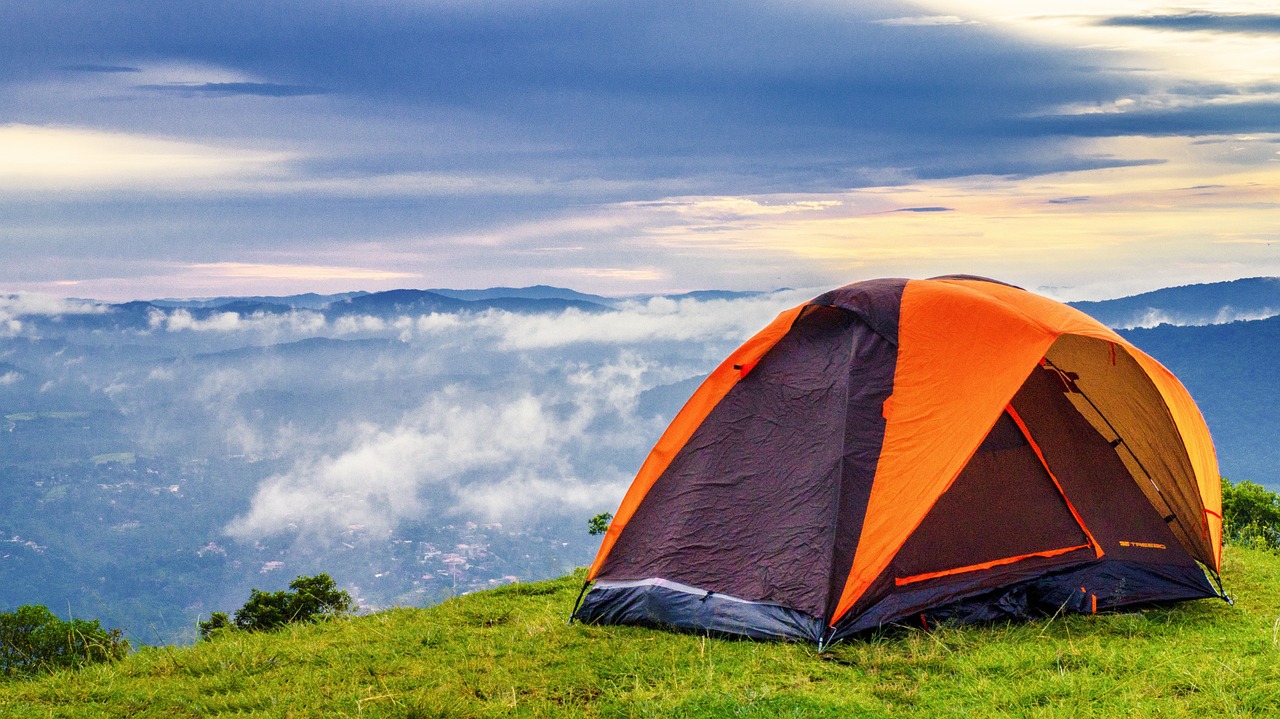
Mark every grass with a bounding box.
[1,546,1277,718]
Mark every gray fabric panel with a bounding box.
[1011,365,1200,567]
[574,580,826,643]
[835,549,1096,636]
[597,306,855,617]
[811,278,907,346]
[823,316,901,617]
[832,557,1216,640]
[888,443,1089,580]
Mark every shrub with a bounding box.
[201,573,355,639]
[1222,477,1280,552]
[0,605,128,677]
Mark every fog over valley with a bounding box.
[1,281,1277,645]
[0,287,809,643]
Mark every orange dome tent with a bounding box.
[573,277,1225,645]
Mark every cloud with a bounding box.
[4,1,1280,303]
[224,382,633,539]
[207,294,810,541]
[0,292,109,335]
[1098,13,1280,34]
[0,292,107,317]
[60,64,142,73]
[0,0,1139,190]
[1115,306,1280,330]
[148,307,328,334]
[187,262,418,281]
[1028,100,1280,138]
[406,292,811,350]
[0,124,293,190]
[137,82,328,97]
[874,16,979,27]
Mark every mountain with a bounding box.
[426,285,613,305]
[1069,277,1280,328]
[649,289,772,302]
[326,288,609,316]
[0,547,1273,716]
[149,292,369,310]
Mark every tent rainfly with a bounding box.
[573,276,1225,646]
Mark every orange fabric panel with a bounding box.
[893,544,1092,587]
[1005,404,1104,558]
[585,304,807,580]
[943,278,1221,561]
[828,276,1222,625]
[830,279,1063,624]
[939,278,1129,345]
[1125,351,1222,571]
[1046,335,1220,571]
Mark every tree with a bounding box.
[196,611,232,640]
[0,605,128,677]
[1222,477,1280,552]
[202,573,355,639]
[588,512,613,536]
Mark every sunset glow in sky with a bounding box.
[3,1,1279,300]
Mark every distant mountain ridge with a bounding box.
[327,289,608,316]
[5,285,782,334]
[425,285,611,304]
[1069,277,1280,329]
[11,280,1280,334]
[150,292,369,310]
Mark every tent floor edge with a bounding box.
[829,558,1219,642]
[573,578,826,643]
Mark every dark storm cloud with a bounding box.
[1099,12,1280,34]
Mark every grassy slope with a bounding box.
[2,547,1277,718]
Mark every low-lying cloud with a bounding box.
[224,362,649,540]
[1118,306,1280,329]
[0,291,814,546]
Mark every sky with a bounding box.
[3,0,1280,302]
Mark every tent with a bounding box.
[573,276,1225,645]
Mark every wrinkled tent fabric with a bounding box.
[575,277,1223,645]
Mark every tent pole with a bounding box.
[1210,571,1233,605]
[568,580,591,624]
